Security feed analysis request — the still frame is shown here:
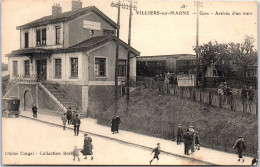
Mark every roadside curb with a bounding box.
[20,114,218,165]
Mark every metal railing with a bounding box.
[15,74,37,83]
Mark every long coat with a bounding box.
[183,133,192,144]
[177,127,183,136]
[233,138,246,154]
[66,109,72,120]
[32,106,37,113]
[81,137,93,155]
[111,117,117,132]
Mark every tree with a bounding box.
[194,41,230,87]
[194,35,257,88]
[228,35,258,81]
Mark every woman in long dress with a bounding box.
[81,133,94,160]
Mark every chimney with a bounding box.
[72,0,82,11]
[52,3,62,15]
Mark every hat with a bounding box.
[84,133,88,136]
[239,136,243,138]
[178,124,181,126]
[190,126,194,128]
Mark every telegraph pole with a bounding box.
[126,0,137,104]
[126,0,132,104]
[111,0,121,115]
[195,1,202,87]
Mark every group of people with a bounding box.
[175,124,200,155]
[110,115,121,134]
[241,85,254,101]
[217,82,232,96]
[61,106,81,136]
[183,125,200,155]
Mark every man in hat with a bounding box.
[233,136,246,162]
[183,129,192,155]
[66,106,73,125]
[177,124,183,145]
[189,126,196,154]
[115,115,121,133]
[73,114,81,136]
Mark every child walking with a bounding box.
[73,146,80,161]
[150,143,160,165]
[61,113,67,131]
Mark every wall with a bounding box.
[20,23,64,49]
[87,41,136,82]
[58,84,83,109]
[8,56,32,79]
[38,86,64,112]
[66,12,115,47]
[88,85,121,118]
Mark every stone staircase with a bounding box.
[41,83,84,117]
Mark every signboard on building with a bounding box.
[177,74,196,87]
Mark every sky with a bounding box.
[1,0,258,63]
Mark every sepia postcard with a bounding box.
[1,0,258,165]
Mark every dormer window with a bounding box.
[36,28,47,46]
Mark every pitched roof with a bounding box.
[10,36,140,56]
[17,6,117,30]
[54,35,140,56]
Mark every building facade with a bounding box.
[136,54,196,80]
[5,1,139,117]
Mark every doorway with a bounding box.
[37,59,47,82]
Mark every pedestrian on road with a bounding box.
[32,104,37,119]
[73,145,80,161]
[150,143,160,165]
[189,126,196,154]
[183,129,192,155]
[72,110,77,123]
[195,131,200,150]
[177,124,183,145]
[73,114,81,136]
[233,136,246,162]
[66,106,72,125]
[110,115,117,134]
[61,113,67,131]
[81,133,94,160]
[251,151,258,165]
[115,115,121,133]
